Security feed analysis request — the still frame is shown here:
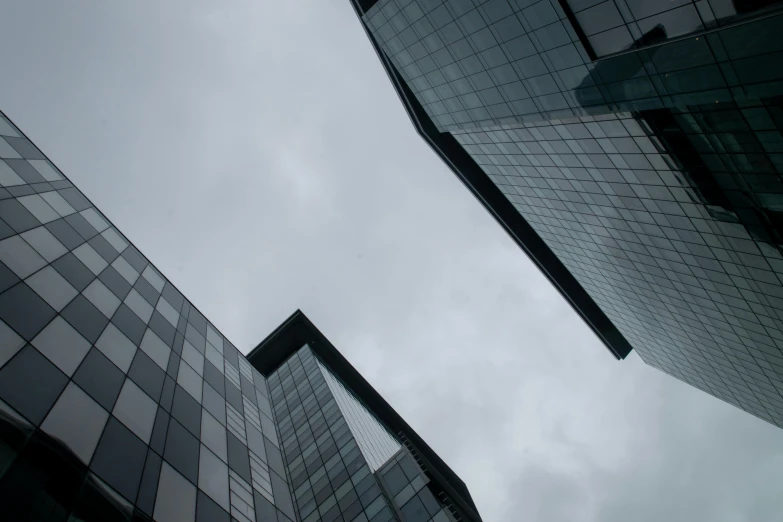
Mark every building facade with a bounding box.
[352,0,783,427]
[0,112,481,522]
[247,311,482,522]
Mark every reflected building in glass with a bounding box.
[352,0,783,427]
[0,113,481,521]
[248,312,482,522]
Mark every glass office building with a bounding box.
[0,112,482,522]
[247,312,482,522]
[351,0,783,427]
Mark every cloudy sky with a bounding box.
[2,2,783,521]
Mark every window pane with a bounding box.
[112,304,146,346]
[25,265,77,312]
[95,323,137,373]
[140,329,171,370]
[125,288,153,322]
[626,0,692,19]
[588,25,633,56]
[381,464,408,496]
[0,160,24,186]
[178,358,203,403]
[182,340,205,376]
[156,297,179,327]
[101,228,127,252]
[73,347,125,411]
[91,417,147,502]
[197,490,230,522]
[20,226,66,263]
[142,265,165,292]
[0,317,25,370]
[40,191,75,216]
[84,279,121,318]
[171,385,202,438]
[113,379,156,443]
[636,4,703,40]
[226,431,252,484]
[202,409,228,463]
[60,294,108,344]
[52,252,93,291]
[203,382,227,426]
[206,326,222,349]
[68,472,134,522]
[0,345,68,425]
[246,424,267,463]
[128,349,166,402]
[0,235,45,278]
[32,316,91,377]
[199,444,230,512]
[73,242,108,275]
[80,208,108,232]
[41,382,108,464]
[164,418,200,484]
[400,495,429,522]
[18,194,58,224]
[112,256,139,285]
[154,461,197,522]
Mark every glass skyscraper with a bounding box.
[0,112,481,521]
[351,0,783,428]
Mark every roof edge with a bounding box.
[247,310,484,522]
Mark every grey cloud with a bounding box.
[2,1,783,521]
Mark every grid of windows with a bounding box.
[268,345,467,522]
[376,449,455,522]
[0,111,293,522]
[364,0,594,129]
[361,0,783,134]
[566,0,783,57]
[454,107,783,426]
[268,345,397,522]
[356,0,783,429]
[317,358,401,471]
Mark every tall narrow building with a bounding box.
[248,311,482,522]
[0,111,481,522]
[351,0,783,428]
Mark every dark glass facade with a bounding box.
[353,0,783,428]
[264,345,461,522]
[0,111,481,521]
[0,110,292,522]
[565,0,783,58]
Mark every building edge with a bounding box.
[347,0,633,360]
[247,309,484,522]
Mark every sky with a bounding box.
[2,2,783,521]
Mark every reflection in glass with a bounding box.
[568,0,783,57]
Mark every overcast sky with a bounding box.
[2,2,783,521]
